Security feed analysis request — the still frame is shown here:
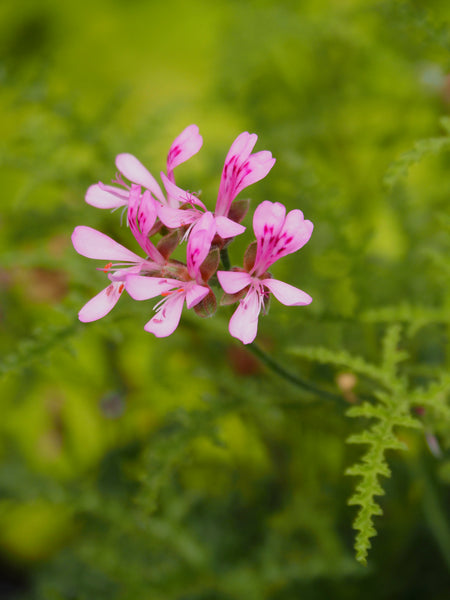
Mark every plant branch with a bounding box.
[248,342,345,403]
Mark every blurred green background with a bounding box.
[0,0,449,598]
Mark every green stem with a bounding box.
[248,342,344,403]
[220,247,231,271]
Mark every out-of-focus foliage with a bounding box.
[0,0,449,598]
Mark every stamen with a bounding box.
[181,221,196,243]
[103,262,112,273]
[120,205,128,227]
[161,287,184,297]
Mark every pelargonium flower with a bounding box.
[72,186,165,322]
[85,124,203,211]
[217,201,313,344]
[215,131,276,218]
[157,131,275,244]
[125,212,216,337]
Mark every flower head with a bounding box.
[217,201,313,344]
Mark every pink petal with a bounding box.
[125,275,180,300]
[234,151,276,198]
[252,201,289,274]
[127,187,163,262]
[167,124,203,174]
[252,201,286,241]
[252,204,314,274]
[262,278,313,306]
[225,132,258,163]
[78,282,124,322]
[228,289,261,344]
[158,205,198,229]
[72,226,142,262]
[187,212,216,278]
[144,292,185,337]
[217,270,252,294]
[136,189,158,237]
[215,132,275,217]
[185,283,210,309]
[278,210,314,255]
[115,153,165,203]
[161,173,206,210]
[215,133,257,216]
[85,184,128,209]
[110,265,143,281]
[214,216,246,239]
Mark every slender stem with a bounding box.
[248,342,344,403]
[220,247,231,271]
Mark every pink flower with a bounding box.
[157,174,245,242]
[71,226,156,322]
[217,201,313,344]
[85,125,203,210]
[125,213,215,337]
[72,186,165,322]
[215,132,276,217]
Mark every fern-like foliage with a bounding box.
[383,117,450,189]
[289,325,449,565]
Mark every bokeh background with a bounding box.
[0,0,449,598]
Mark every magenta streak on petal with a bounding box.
[166,146,181,183]
[168,145,182,161]
[127,186,165,264]
[186,212,216,279]
[215,133,274,218]
[254,228,293,275]
[166,125,203,181]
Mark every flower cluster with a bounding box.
[72,125,313,344]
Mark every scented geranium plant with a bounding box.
[73,126,447,569]
[72,125,312,344]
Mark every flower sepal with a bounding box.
[199,248,220,283]
[228,198,250,224]
[243,241,257,272]
[220,289,248,306]
[157,229,182,259]
[160,260,189,281]
[193,288,217,318]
